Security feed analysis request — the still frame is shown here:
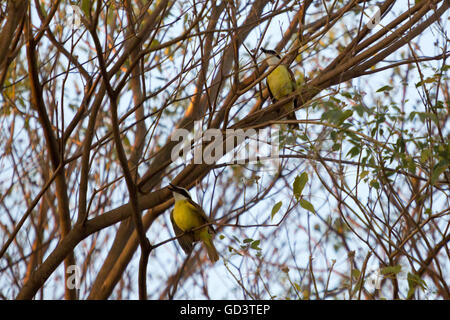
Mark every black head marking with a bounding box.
[168,183,192,200]
[260,47,281,59]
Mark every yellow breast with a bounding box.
[267,65,295,100]
[173,200,204,232]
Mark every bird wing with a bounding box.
[188,198,216,234]
[287,66,299,110]
[266,78,276,103]
[170,209,194,254]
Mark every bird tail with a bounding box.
[282,100,300,130]
[203,238,219,263]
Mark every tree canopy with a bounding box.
[0,0,449,300]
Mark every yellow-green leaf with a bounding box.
[407,272,427,299]
[359,170,370,179]
[380,265,402,277]
[293,172,308,200]
[376,85,393,92]
[271,201,282,220]
[351,269,361,279]
[300,199,315,214]
[81,0,90,16]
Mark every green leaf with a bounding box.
[81,0,91,16]
[150,39,160,49]
[243,238,253,243]
[351,269,361,279]
[300,199,315,214]
[232,235,240,243]
[341,91,352,99]
[322,109,342,124]
[353,103,370,117]
[332,142,341,151]
[380,265,402,277]
[407,273,427,299]
[376,85,393,92]
[250,240,261,250]
[369,179,380,189]
[293,172,308,200]
[271,201,282,220]
[415,76,437,87]
[359,170,370,179]
[338,109,353,125]
[431,161,449,185]
[420,149,431,163]
[122,135,130,147]
[346,146,360,158]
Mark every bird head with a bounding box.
[261,47,281,66]
[168,183,192,201]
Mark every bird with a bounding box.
[168,183,219,263]
[260,47,300,130]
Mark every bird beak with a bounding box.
[168,183,175,192]
[260,47,268,54]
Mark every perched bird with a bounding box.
[168,183,219,263]
[261,47,299,129]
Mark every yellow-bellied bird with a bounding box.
[168,183,219,263]
[261,47,299,129]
